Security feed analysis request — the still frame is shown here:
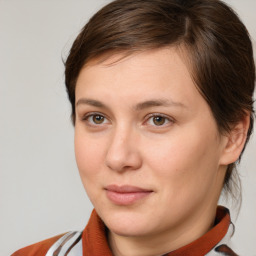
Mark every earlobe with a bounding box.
[219,114,250,166]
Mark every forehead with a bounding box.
[77,48,192,94]
[75,48,208,112]
[78,47,192,84]
[84,46,190,68]
[78,46,196,96]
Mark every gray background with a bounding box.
[0,0,255,255]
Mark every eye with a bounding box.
[146,114,173,127]
[83,113,108,125]
[152,116,166,126]
[91,114,105,124]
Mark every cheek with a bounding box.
[144,127,220,191]
[142,131,221,224]
[74,131,105,179]
[74,132,108,205]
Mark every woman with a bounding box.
[12,0,255,255]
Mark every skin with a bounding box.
[74,48,247,256]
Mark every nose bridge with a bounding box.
[105,123,141,172]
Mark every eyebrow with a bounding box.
[134,99,186,110]
[76,98,107,108]
[76,98,186,110]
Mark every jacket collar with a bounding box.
[82,206,233,256]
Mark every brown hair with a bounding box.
[65,0,255,197]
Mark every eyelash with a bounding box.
[82,112,174,128]
[145,113,174,127]
[82,112,110,126]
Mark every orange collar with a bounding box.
[82,206,231,256]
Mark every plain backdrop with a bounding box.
[0,0,255,255]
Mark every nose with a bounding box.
[105,127,142,172]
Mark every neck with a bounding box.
[108,204,217,256]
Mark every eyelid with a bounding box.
[82,112,110,124]
[144,113,175,126]
[80,111,174,127]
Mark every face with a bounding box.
[74,48,227,240]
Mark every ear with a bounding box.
[219,113,250,166]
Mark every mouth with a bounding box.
[104,185,153,205]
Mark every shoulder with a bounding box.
[11,233,66,256]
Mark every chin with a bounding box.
[99,207,155,237]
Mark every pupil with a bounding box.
[153,116,165,125]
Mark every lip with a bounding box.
[105,185,153,205]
